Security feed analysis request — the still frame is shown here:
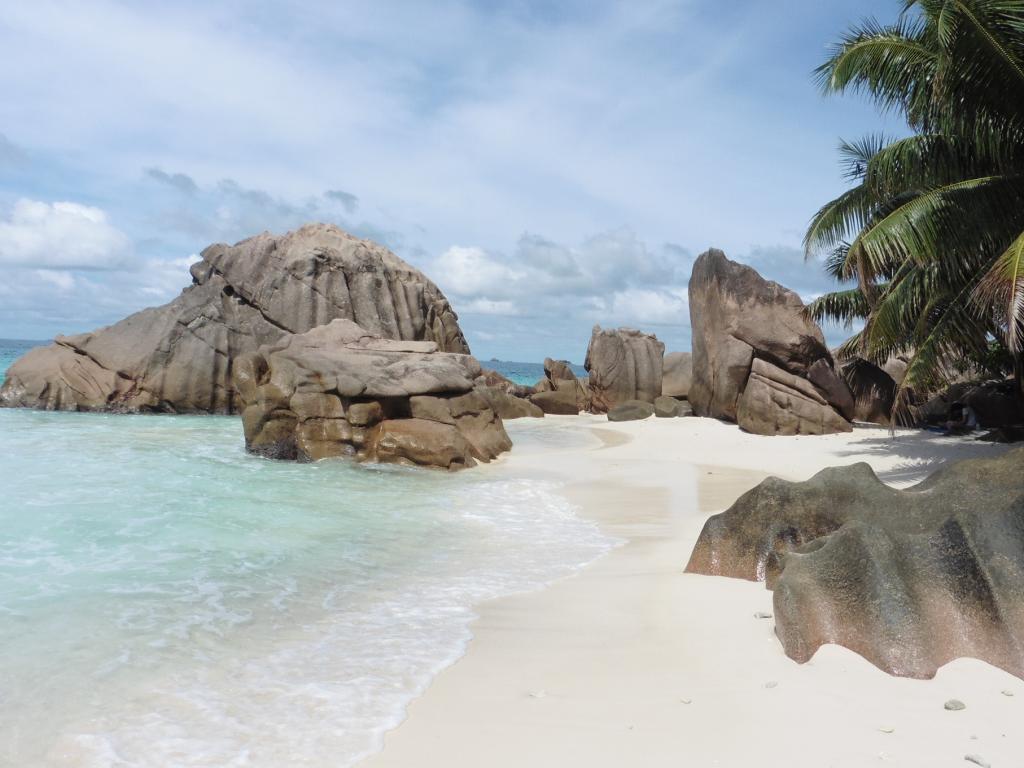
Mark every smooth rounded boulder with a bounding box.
[607,400,655,422]
[654,395,683,418]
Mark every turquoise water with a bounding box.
[0,343,611,767]
[486,359,586,387]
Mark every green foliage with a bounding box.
[808,0,1024,415]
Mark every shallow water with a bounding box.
[0,343,613,767]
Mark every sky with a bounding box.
[0,0,905,362]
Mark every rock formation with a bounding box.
[235,319,511,470]
[654,395,688,418]
[477,368,534,399]
[686,449,1024,680]
[585,326,664,413]
[918,379,1024,430]
[687,249,852,435]
[0,223,469,414]
[840,358,899,426]
[530,357,590,413]
[477,386,544,420]
[530,390,581,415]
[737,359,852,436]
[662,352,692,398]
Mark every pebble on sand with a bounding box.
[945,699,967,711]
[964,755,990,768]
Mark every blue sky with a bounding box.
[0,0,903,362]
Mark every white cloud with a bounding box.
[433,246,523,297]
[603,288,689,326]
[0,199,132,270]
[432,229,690,313]
[33,269,75,291]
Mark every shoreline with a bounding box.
[361,415,1023,768]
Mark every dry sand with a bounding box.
[360,415,1022,768]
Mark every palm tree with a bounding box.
[804,0,1024,413]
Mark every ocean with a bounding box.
[484,359,587,387]
[0,341,612,767]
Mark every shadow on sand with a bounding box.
[833,426,1012,486]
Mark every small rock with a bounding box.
[529,690,546,699]
[607,400,656,422]
[1002,689,1014,697]
[764,681,778,689]
[965,755,990,768]
[654,395,682,418]
[945,699,967,711]
[679,698,692,705]
[754,611,773,619]
[878,727,894,734]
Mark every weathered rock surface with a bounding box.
[686,448,1024,680]
[236,319,510,470]
[530,389,580,415]
[531,357,590,412]
[607,400,655,422]
[687,249,850,435]
[478,368,535,399]
[737,359,852,436]
[544,358,578,383]
[0,223,469,413]
[662,352,693,399]
[913,378,1024,430]
[654,395,684,418]
[840,358,899,426]
[477,386,544,420]
[585,326,664,413]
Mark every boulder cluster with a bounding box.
[521,327,688,422]
[686,449,1024,680]
[235,320,511,470]
[0,224,513,470]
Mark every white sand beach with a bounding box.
[362,416,1022,768]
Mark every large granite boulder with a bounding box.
[687,249,851,435]
[662,351,692,398]
[236,319,510,470]
[686,449,1024,679]
[737,359,851,435]
[0,223,469,414]
[840,358,899,426]
[585,326,664,413]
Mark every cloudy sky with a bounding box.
[0,0,903,361]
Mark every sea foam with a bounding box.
[0,408,613,767]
